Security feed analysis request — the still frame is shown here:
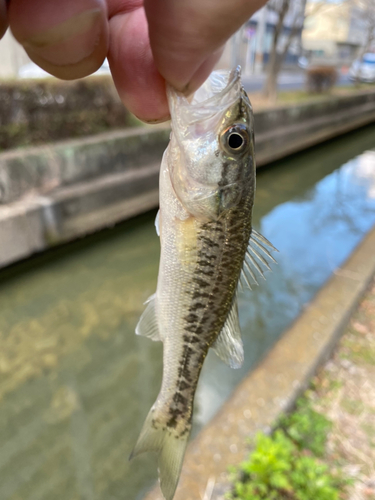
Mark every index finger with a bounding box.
[144,0,267,93]
[0,0,8,39]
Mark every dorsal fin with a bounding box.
[135,294,161,341]
[240,228,278,290]
[211,298,244,369]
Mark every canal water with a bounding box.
[1,124,375,500]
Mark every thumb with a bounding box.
[9,0,109,80]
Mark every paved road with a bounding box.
[242,71,352,92]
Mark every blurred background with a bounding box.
[1,0,375,93]
[0,1,375,500]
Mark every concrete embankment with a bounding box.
[1,90,375,268]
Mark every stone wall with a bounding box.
[254,90,375,165]
[0,76,137,150]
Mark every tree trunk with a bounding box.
[264,54,282,101]
[263,0,307,102]
[263,0,289,102]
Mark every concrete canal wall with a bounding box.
[1,90,375,268]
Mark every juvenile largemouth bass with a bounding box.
[131,67,277,500]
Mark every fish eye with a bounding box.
[221,124,249,154]
[228,133,244,149]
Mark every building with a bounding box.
[218,4,305,74]
[302,0,373,65]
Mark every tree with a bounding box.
[263,0,307,102]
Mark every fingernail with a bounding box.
[143,115,171,124]
[22,8,103,66]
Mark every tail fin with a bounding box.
[130,406,190,500]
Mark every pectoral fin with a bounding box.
[135,294,161,341]
[212,298,244,369]
[155,210,160,237]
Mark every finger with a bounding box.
[187,47,225,94]
[108,6,169,122]
[144,0,267,93]
[0,0,7,39]
[9,0,109,80]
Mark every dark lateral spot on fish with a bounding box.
[193,277,210,288]
[184,313,198,323]
[205,253,217,260]
[184,325,198,333]
[192,291,210,300]
[214,150,220,157]
[188,334,201,344]
[181,345,194,359]
[167,407,183,429]
[188,302,205,312]
[199,253,217,262]
[177,366,192,382]
[200,269,215,277]
[173,392,188,406]
[200,236,219,248]
[179,380,191,391]
[180,425,191,437]
[197,259,215,268]
[184,327,203,339]
[167,416,177,429]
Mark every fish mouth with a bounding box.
[167,66,243,125]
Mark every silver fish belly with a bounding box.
[131,67,277,500]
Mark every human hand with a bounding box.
[1,0,266,122]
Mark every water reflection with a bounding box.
[1,124,375,500]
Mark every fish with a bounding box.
[130,67,277,500]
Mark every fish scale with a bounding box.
[131,67,277,500]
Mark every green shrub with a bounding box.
[230,431,340,500]
[229,397,347,500]
[278,398,331,457]
[234,431,294,499]
[289,455,340,500]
